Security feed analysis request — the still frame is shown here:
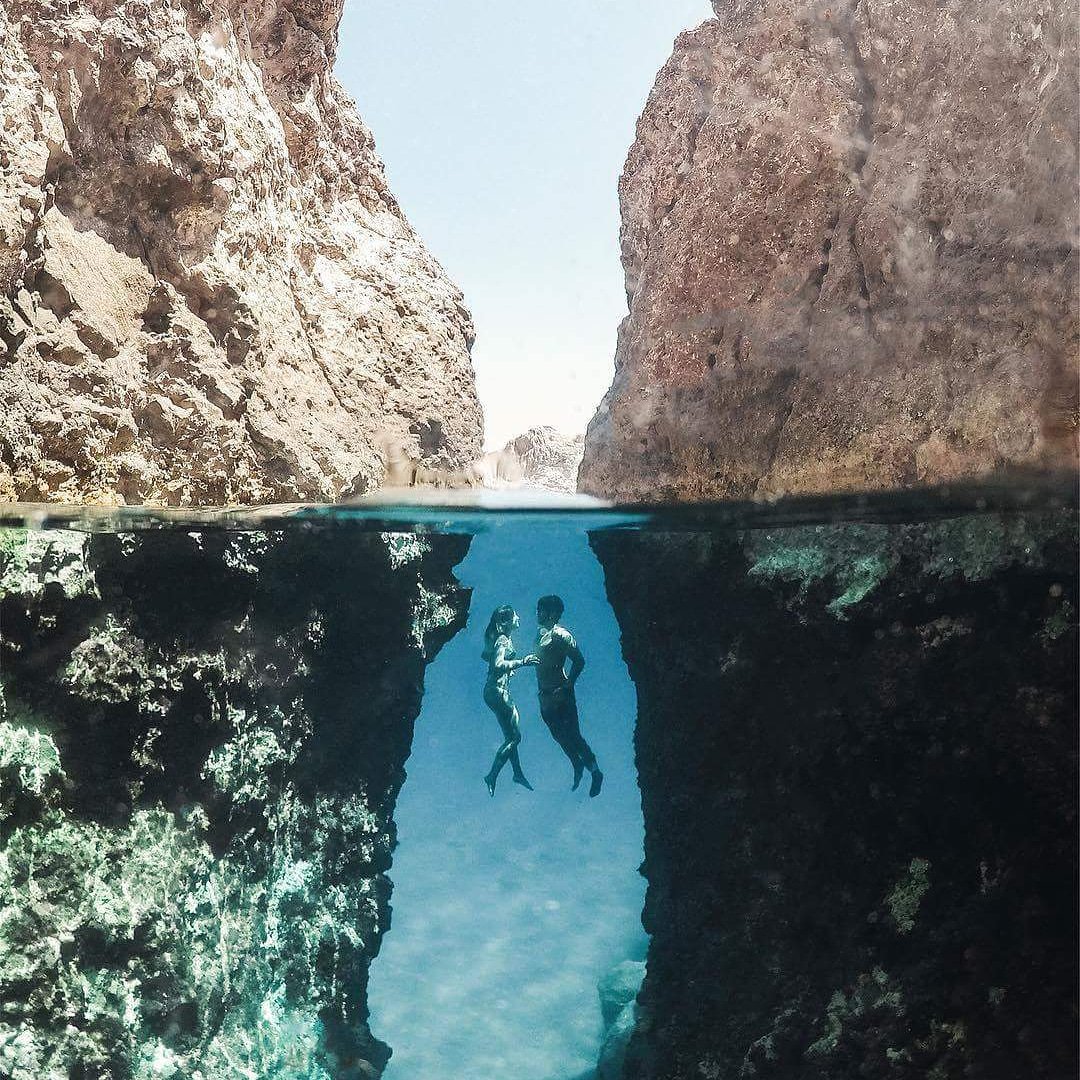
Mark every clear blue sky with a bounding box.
[336,0,713,448]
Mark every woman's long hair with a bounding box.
[482,605,517,662]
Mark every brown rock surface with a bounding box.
[579,0,1079,502]
[0,0,482,505]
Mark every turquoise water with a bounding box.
[370,519,643,1079]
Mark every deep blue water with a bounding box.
[370,519,645,1079]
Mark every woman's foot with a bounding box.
[571,760,585,791]
[589,769,604,798]
[484,774,497,797]
[512,773,534,791]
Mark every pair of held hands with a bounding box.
[514,656,574,697]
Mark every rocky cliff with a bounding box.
[591,500,1077,1078]
[580,0,1079,501]
[0,0,482,506]
[0,522,470,1077]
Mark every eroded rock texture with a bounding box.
[592,504,1077,1078]
[0,0,481,505]
[504,426,586,494]
[580,0,1079,500]
[0,523,469,1077]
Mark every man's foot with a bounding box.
[484,774,496,797]
[513,773,534,791]
[589,769,604,798]
[571,760,585,792]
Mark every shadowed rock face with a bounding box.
[0,524,470,1078]
[591,507,1077,1079]
[580,0,1079,501]
[0,0,482,506]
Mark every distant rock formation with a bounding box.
[580,0,1079,502]
[504,426,585,494]
[0,0,482,506]
[369,425,584,495]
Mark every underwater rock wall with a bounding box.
[0,524,469,1078]
[591,509,1078,1078]
[580,0,1079,501]
[0,0,481,505]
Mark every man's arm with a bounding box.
[564,630,585,686]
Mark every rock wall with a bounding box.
[0,522,470,1077]
[591,503,1077,1078]
[580,0,1079,501]
[0,0,482,505]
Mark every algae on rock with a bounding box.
[591,509,1078,1080]
[0,523,471,1078]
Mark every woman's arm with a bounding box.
[493,639,533,674]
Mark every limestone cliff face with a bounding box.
[580,0,1079,501]
[0,0,482,505]
[0,523,470,1077]
[591,503,1078,1078]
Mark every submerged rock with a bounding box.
[580,0,1079,501]
[0,1,482,505]
[591,504,1078,1078]
[0,524,470,1078]
[597,960,646,1080]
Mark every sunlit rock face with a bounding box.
[0,0,482,505]
[0,525,469,1078]
[580,0,1079,501]
[592,508,1077,1078]
[504,426,586,494]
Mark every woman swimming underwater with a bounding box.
[482,605,539,796]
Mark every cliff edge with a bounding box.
[0,0,482,505]
[580,0,1078,501]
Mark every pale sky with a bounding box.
[336,0,713,449]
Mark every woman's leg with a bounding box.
[503,706,533,788]
[485,693,531,794]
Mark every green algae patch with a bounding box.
[0,721,62,801]
[885,857,932,934]
[0,527,98,601]
[0,799,216,1080]
[805,968,907,1064]
[921,514,1060,582]
[0,719,64,822]
[744,525,897,619]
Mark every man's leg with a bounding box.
[542,690,602,795]
[540,692,583,776]
[561,690,603,797]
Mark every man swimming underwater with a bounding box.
[533,594,603,797]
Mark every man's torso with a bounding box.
[535,625,574,691]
